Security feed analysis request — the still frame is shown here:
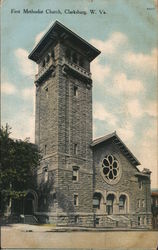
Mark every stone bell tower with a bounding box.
[28,21,100,226]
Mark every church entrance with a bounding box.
[24,193,34,214]
[106,194,115,215]
[24,190,38,215]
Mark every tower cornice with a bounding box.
[28,20,100,62]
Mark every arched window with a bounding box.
[119,195,127,213]
[106,194,115,215]
[93,193,102,209]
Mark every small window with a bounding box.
[43,167,48,182]
[45,87,48,98]
[138,216,140,226]
[138,180,142,189]
[72,169,78,182]
[46,54,50,63]
[74,215,79,224]
[142,199,145,208]
[44,144,47,155]
[74,86,78,97]
[42,59,45,67]
[95,218,100,225]
[74,143,78,155]
[74,194,78,206]
[53,192,56,200]
[138,199,141,208]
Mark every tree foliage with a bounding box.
[0,124,41,213]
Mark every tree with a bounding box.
[0,124,41,215]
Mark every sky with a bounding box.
[1,0,157,188]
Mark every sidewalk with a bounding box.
[1,223,52,232]
[1,223,154,232]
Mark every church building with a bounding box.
[28,21,152,228]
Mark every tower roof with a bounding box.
[28,20,101,62]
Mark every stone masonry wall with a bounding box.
[93,139,152,228]
[35,43,59,155]
[54,41,94,216]
[35,40,94,219]
[57,42,93,163]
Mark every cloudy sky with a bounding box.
[1,0,157,188]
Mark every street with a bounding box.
[1,224,158,249]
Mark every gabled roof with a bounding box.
[28,20,101,62]
[91,131,141,167]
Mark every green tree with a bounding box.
[0,124,41,214]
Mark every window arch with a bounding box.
[119,194,129,213]
[93,192,102,209]
[106,193,116,215]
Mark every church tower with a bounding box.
[29,21,100,225]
